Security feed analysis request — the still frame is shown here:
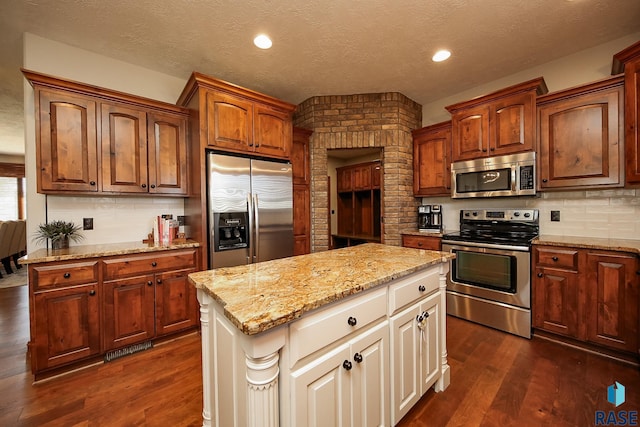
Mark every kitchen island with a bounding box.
[188,243,454,427]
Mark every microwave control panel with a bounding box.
[519,165,535,190]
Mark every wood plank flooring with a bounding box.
[1,284,638,426]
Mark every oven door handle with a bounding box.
[441,240,530,252]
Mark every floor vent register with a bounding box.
[104,341,154,362]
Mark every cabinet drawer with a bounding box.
[32,261,100,290]
[103,249,197,280]
[402,235,441,250]
[388,268,440,315]
[534,246,579,270]
[289,286,387,367]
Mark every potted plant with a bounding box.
[33,220,84,249]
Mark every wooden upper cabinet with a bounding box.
[254,105,292,158]
[292,127,312,185]
[292,127,312,256]
[23,69,190,196]
[446,77,547,162]
[337,167,353,192]
[207,91,253,151]
[613,41,640,186]
[537,76,624,190]
[352,164,372,190]
[147,111,188,195]
[181,72,296,160]
[101,103,148,193]
[36,88,99,192]
[412,121,451,196]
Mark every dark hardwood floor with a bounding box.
[1,284,638,426]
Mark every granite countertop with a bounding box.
[189,243,454,336]
[19,240,200,265]
[533,235,640,254]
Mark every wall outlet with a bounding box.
[551,211,560,222]
[83,217,94,230]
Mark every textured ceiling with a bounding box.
[1,0,640,156]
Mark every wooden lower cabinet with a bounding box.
[402,234,442,251]
[28,247,200,378]
[532,245,638,358]
[32,283,101,373]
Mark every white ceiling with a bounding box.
[1,0,640,157]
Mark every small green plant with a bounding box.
[33,220,84,248]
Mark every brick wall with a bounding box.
[294,92,422,252]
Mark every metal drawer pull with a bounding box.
[418,285,426,292]
[157,278,162,284]
[147,281,153,286]
[552,256,559,261]
[347,316,357,326]
[342,360,352,371]
[89,290,96,296]
[151,261,157,267]
[63,272,71,279]
[354,353,363,363]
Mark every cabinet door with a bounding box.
[254,104,292,158]
[147,111,188,195]
[372,163,381,189]
[101,103,148,193]
[585,252,638,353]
[103,275,155,351]
[538,83,624,189]
[418,293,441,393]
[624,56,640,185]
[390,302,421,424]
[293,184,311,255]
[155,269,198,336]
[352,164,372,190]
[292,127,311,185]
[206,91,254,151]
[491,91,535,156]
[291,344,352,427]
[350,321,389,427]
[532,267,580,338]
[451,105,488,162]
[33,283,100,371]
[413,124,451,196]
[37,89,99,192]
[337,167,353,192]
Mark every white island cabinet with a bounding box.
[189,243,453,427]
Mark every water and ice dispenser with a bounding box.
[213,212,249,252]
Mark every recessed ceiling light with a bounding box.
[254,34,272,49]
[432,49,451,62]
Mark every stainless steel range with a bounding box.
[442,209,539,338]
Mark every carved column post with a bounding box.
[197,288,214,427]
[435,259,451,392]
[245,352,280,427]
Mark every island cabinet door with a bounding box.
[390,291,441,425]
[290,343,352,427]
[350,321,390,427]
[103,274,156,351]
[155,269,198,336]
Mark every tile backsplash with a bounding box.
[423,189,640,240]
[42,196,185,247]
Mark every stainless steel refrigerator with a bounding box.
[207,152,293,268]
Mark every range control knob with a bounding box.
[464,212,471,217]
[524,212,531,218]
[513,211,520,217]
[472,211,478,217]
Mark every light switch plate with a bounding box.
[83,218,94,230]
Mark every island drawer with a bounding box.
[103,249,198,280]
[388,268,440,315]
[533,246,579,271]
[402,234,441,250]
[31,260,100,290]
[288,286,387,366]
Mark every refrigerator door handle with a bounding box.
[247,193,254,265]
[253,194,260,263]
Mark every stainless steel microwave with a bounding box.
[451,152,536,198]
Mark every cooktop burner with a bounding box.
[442,209,539,246]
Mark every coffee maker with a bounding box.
[418,204,443,232]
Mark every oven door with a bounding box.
[442,241,531,309]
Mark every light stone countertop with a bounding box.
[533,235,640,254]
[188,243,454,336]
[19,240,200,265]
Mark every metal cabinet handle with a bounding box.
[552,256,558,262]
[157,278,162,284]
[537,272,543,278]
[89,290,96,296]
[418,242,423,247]
[141,184,147,188]
[342,360,352,371]
[147,280,153,286]
[151,261,157,267]
[347,316,357,326]
[150,184,156,189]
[542,178,548,183]
[354,353,363,363]
[418,285,426,292]
[63,272,71,279]
[89,181,96,186]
